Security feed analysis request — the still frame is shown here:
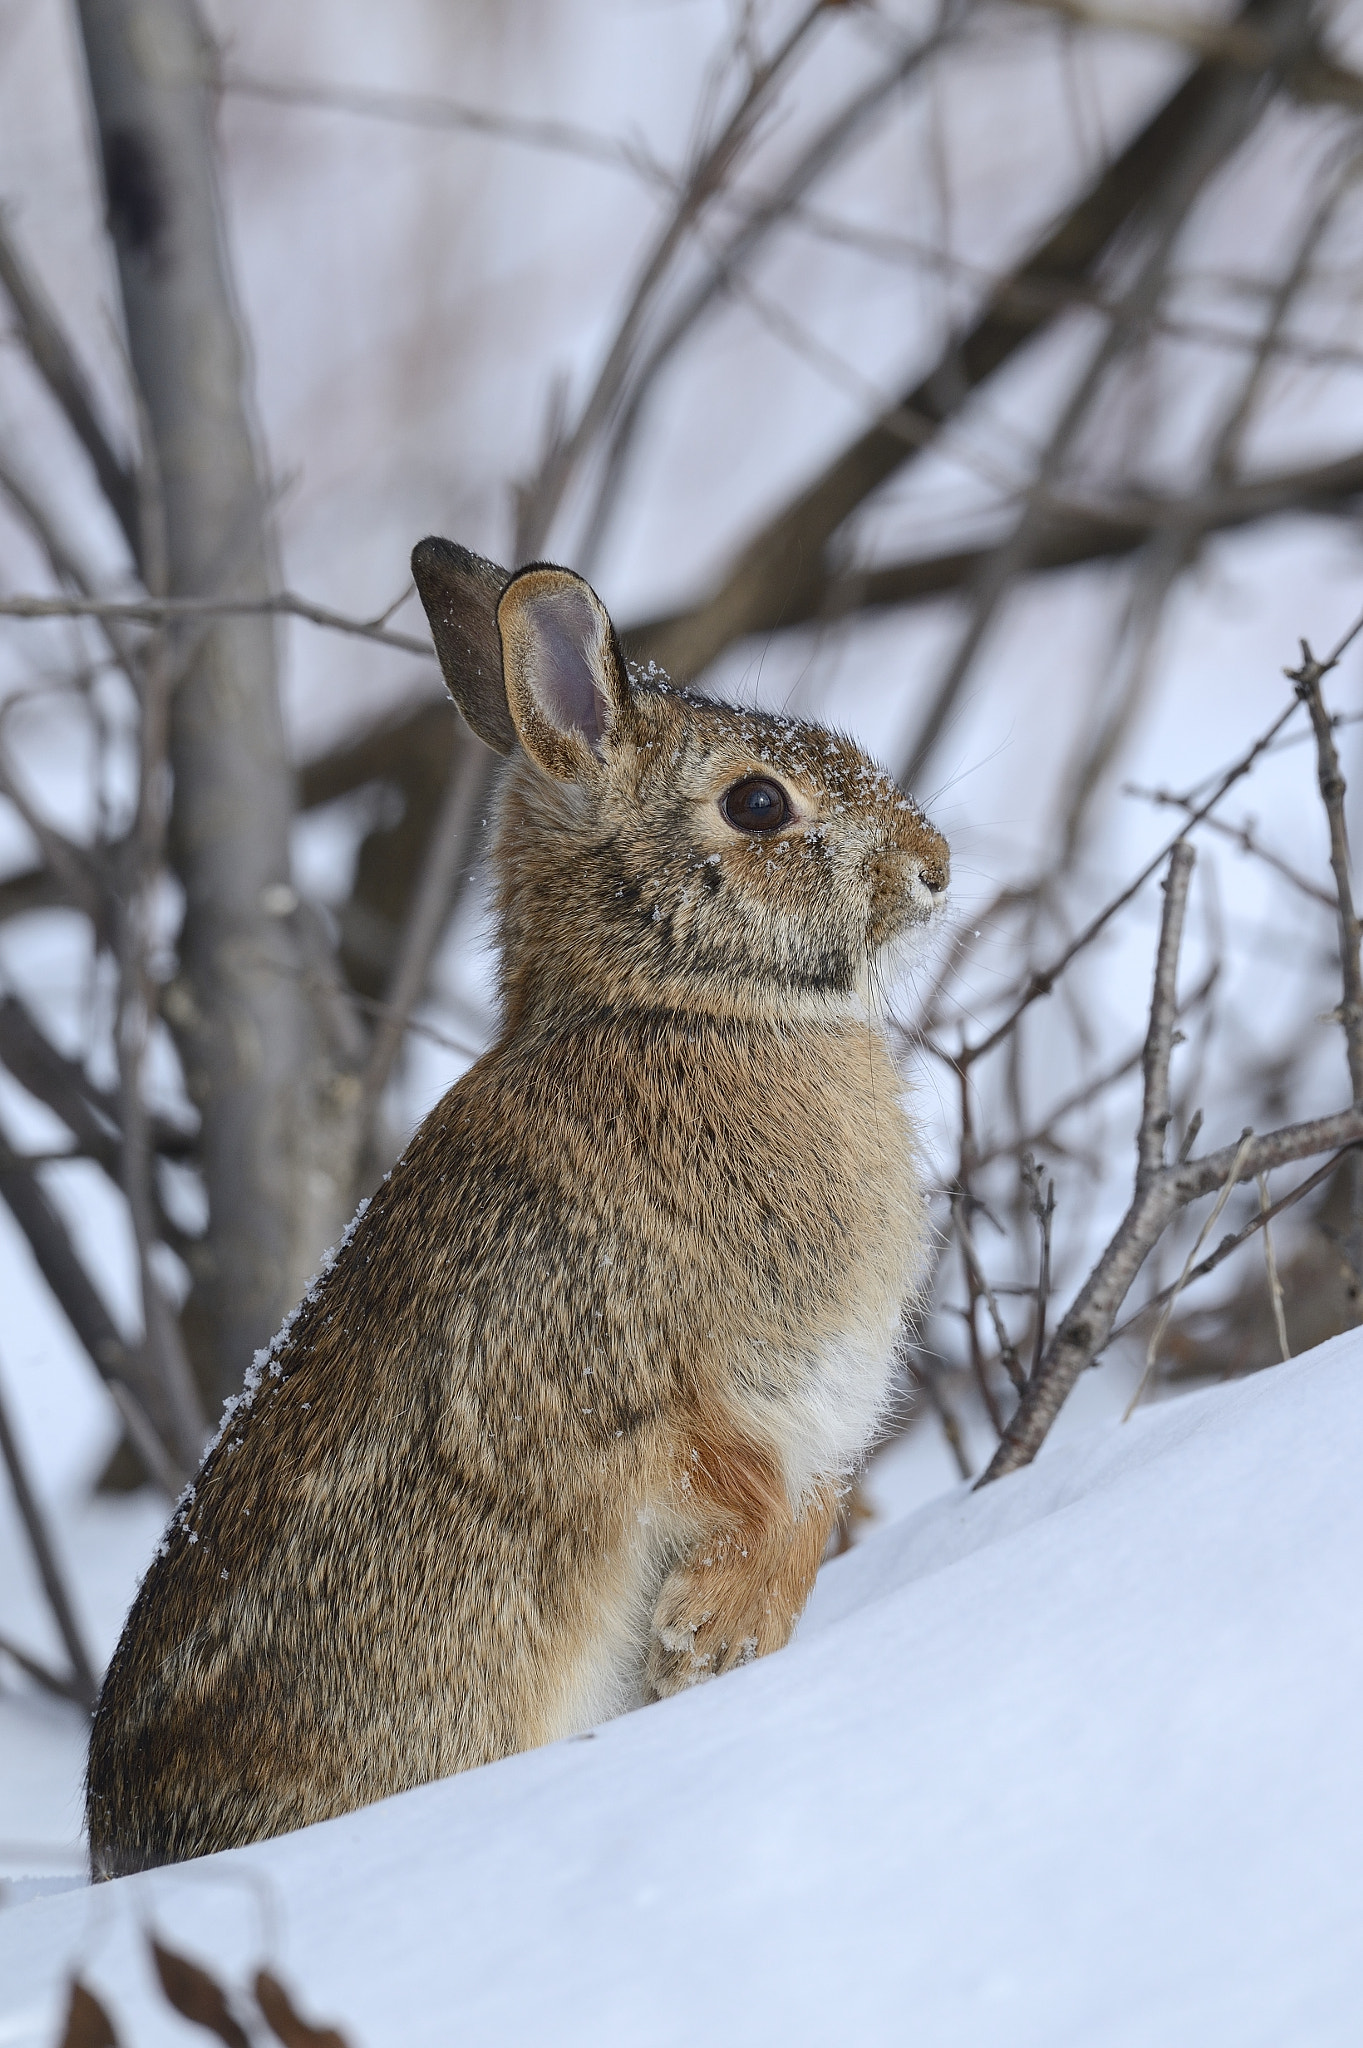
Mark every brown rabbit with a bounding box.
[85,542,949,1877]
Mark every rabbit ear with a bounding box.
[411,537,517,756]
[496,565,631,781]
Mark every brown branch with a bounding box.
[0,1359,98,1710]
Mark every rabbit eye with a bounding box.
[721,776,789,834]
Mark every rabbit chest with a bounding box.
[556,1009,928,1500]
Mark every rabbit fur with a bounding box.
[85,544,949,1877]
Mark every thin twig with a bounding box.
[0,206,139,559]
[1138,841,1196,1186]
[109,421,208,1473]
[221,68,668,187]
[959,692,1304,1071]
[981,1102,1363,1484]
[515,0,834,557]
[1258,1170,1291,1363]
[952,1194,1027,1395]
[0,1630,86,1706]
[1021,1154,1056,1380]
[1007,0,1363,112]
[0,589,434,657]
[906,1349,973,1483]
[966,960,1218,1169]
[1123,1128,1255,1420]
[1108,1144,1356,1341]
[1124,787,1336,909]
[1289,641,1363,1099]
[358,733,497,1128]
[0,1357,98,1710]
[1288,631,1363,1302]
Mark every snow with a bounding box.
[4,1332,1363,2044]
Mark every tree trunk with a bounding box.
[73,0,360,1409]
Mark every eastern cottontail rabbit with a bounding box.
[86,543,949,1876]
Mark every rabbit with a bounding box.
[85,541,950,1877]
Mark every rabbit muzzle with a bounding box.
[862,830,950,952]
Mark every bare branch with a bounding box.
[516,0,833,557]
[220,67,668,188]
[1022,1155,1056,1379]
[574,16,956,567]
[951,1194,1027,1395]
[625,1,1300,683]
[1110,1143,1358,1339]
[0,588,433,658]
[0,864,69,925]
[0,744,109,935]
[358,730,499,1128]
[0,1357,98,1710]
[1008,0,1363,113]
[0,1630,89,1706]
[1289,644,1363,1103]
[1125,1127,1255,1418]
[958,694,1300,1072]
[1124,786,1335,909]
[1258,1170,1291,1363]
[0,205,139,559]
[1138,841,1195,1187]
[0,1141,189,1488]
[979,1102,1363,1484]
[905,1348,973,1483]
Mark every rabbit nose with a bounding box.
[914,850,948,896]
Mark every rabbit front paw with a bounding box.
[644,1555,774,1701]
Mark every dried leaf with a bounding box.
[148,1939,251,2048]
[253,1969,350,2048]
[57,1980,119,2048]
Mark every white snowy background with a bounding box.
[2,0,1363,2035]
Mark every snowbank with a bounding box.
[3,1333,1362,2046]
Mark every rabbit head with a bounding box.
[412,539,949,1030]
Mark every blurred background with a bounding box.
[3,0,1363,1881]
